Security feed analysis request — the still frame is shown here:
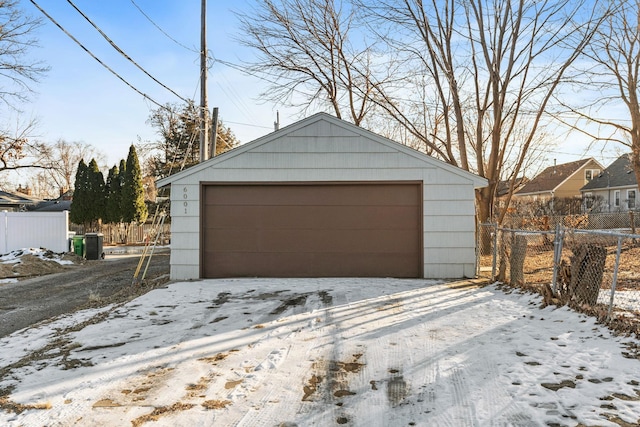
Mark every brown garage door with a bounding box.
[201,182,422,278]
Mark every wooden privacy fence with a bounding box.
[69,223,171,245]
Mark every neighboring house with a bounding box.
[580,153,638,212]
[513,158,604,202]
[0,189,41,212]
[157,113,487,281]
[30,189,74,212]
[494,177,529,214]
[31,200,72,212]
[496,177,529,199]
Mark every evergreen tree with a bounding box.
[118,158,127,204]
[87,158,105,227]
[119,158,126,182]
[104,164,121,224]
[121,145,148,224]
[69,159,89,226]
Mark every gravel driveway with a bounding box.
[0,251,170,338]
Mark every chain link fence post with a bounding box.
[491,223,498,281]
[551,224,564,295]
[607,236,623,321]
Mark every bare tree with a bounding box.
[0,1,50,185]
[0,117,52,173]
[358,0,606,227]
[236,0,385,125]
[28,140,105,199]
[555,0,640,188]
[0,0,48,106]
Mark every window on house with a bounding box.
[585,169,600,182]
[628,190,636,209]
[584,192,593,209]
[614,190,620,207]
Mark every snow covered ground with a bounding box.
[1,278,639,426]
[0,248,74,266]
[0,248,74,284]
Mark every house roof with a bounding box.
[31,200,72,212]
[515,158,601,196]
[581,153,637,191]
[157,112,488,188]
[496,177,529,197]
[0,189,41,209]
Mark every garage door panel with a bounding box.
[203,251,419,278]
[204,184,419,206]
[202,183,421,278]
[207,228,420,253]
[204,205,419,230]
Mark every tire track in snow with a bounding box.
[317,291,355,426]
[472,354,540,426]
[231,290,341,426]
[353,291,415,426]
[408,325,439,421]
[292,288,379,426]
[448,364,476,426]
[230,347,296,427]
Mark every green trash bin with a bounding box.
[72,235,84,256]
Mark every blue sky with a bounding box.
[12,0,625,175]
[18,0,293,168]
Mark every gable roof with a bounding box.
[515,158,601,196]
[157,112,487,188]
[0,189,41,209]
[581,153,637,191]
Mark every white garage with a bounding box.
[157,113,487,280]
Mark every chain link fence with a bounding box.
[501,211,640,232]
[478,223,640,335]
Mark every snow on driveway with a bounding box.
[1,278,639,426]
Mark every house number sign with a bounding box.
[183,187,188,214]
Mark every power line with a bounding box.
[216,81,254,123]
[224,120,272,130]
[29,0,167,109]
[66,0,190,104]
[130,0,198,53]
[208,55,290,130]
[210,58,255,120]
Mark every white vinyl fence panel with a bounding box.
[0,211,70,254]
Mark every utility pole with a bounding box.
[199,0,209,162]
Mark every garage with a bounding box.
[201,182,422,278]
[157,113,487,280]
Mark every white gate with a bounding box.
[0,211,70,254]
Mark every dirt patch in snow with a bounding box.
[0,250,84,280]
[12,254,81,278]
